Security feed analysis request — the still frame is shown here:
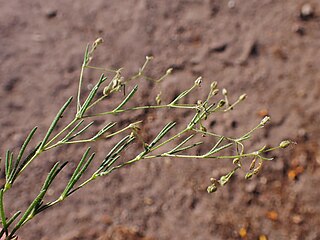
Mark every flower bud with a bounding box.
[166,68,173,75]
[210,81,218,90]
[222,88,228,96]
[279,140,291,148]
[211,89,219,96]
[207,183,218,193]
[103,86,111,96]
[239,94,247,101]
[260,116,270,126]
[94,37,104,45]
[250,158,257,170]
[233,158,240,165]
[195,77,202,86]
[146,56,153,61]
[245,172,254,180]
[218,100,226,108]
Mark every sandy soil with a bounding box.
[0,0,320,239]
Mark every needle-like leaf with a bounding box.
[40,97,73,150]
[113,85,138,112]
[78,74,107,117]
[148,122,176,149]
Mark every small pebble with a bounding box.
[259,235,268,240]
[300,3,314,20]
[210,43,228,53]
[46,9,58,19]
[266,210,278,221]
[239,227,247,238]
[87,83,93,90]
[228,0,236,9]
[292,214,303,224]
[260,177,267,185]
[144,197,154,206]
[100,214,113,225]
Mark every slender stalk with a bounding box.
[0,39,291,238]
[84,104,196,118]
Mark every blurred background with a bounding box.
[0,0,319,239]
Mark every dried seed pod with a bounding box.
[249,158,257,170]
[207,183,218,193]
[218,100,226,108]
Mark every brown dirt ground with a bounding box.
[1,0,320,239]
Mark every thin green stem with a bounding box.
[77,44,89,112]
[85,65,118,73]
[85,104,196,118]
[77,67,85,113]
[154,152,257,159]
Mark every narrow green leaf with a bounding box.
[98,136,134,170]
[19,161,67,219]
[168,135,195,154]
[100,136,130,166]
[66,153,96,196]
[113,85,138,112]
[10,143,41,184]
[0,190,7,232]
[99,155,120,174]
[170,85,195,105]
[66,121,94,141]
[78,74,107,117]
[40,97,73,150]
[99,136,130,169]
[0,211,21,238]
[33,204,51,215]
[210,142,233,155]
[41,162,68,191]
[91,122,116,141]
[148,122,176,149]
[207,137,224,155]
[169,142,203,154]
[187,111,201,129]
[10,127,38,182]
[61,148,91,198]
[73,153,95,185]
[5,150,13,181]
[69,148,91,183]
[11,189,47,236]
[7,211,21,227]
[61,120,84,142]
